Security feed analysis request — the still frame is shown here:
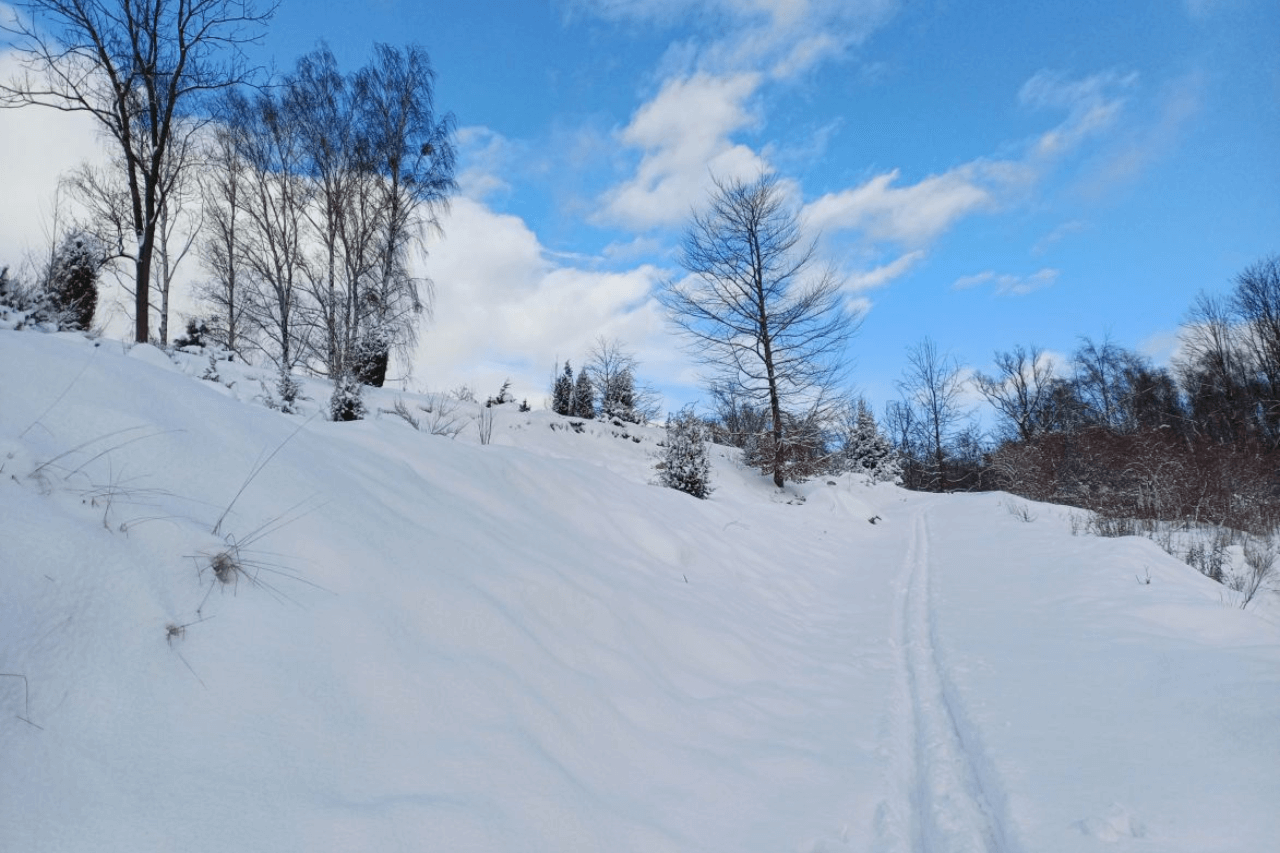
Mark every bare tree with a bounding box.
[1,0,275,343]
[897,337,969,492]
[287,44,370,382]
[662,173,861,487]
[1234,255,1280,441]
[196,118,250,355]
[973,344,1058,441]
[63,119,201,344]
[226,87,311,373]
[585,336,662,424]
[356,43,457,386]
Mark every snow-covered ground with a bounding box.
[2,328,1278,852]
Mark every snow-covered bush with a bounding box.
[174,318,212,349]
[277,370,301,414]
[330,376,366,421]
[660,407,713,499]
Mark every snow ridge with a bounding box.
[879,510,1018,853]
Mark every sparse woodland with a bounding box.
[0,1,1274,597]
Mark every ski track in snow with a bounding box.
[877,508,1016,853]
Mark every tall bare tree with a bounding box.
[1,0,274,343]
[356,43,457,386]
[196,118,250,356]
[662,173,861,487]
[897,337,969,492]
[226,87,311,374]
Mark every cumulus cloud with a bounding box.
[407,197,676,405]
[596,71,768,230]
[952,268,1059,296]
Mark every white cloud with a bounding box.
[801,69,1143,252]
[0,51,108,269]
[1031,219,1089,255]
[453,126,517,201]
[846,250,924,291]
[562,0,896,80]
[1079,70,1203,197]
[804,166,999,246]
[597,71,768,230]
[407,197,678,405]
[952,268,1058,296]
[1020,69,1137,159]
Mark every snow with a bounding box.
[2,328,1278,852]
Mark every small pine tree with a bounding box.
[330,374,366,421]
[45,233,100,330]
[661,406,713,499]
[0,266,14,307]
[277,368,301,415]
[552,361,574,415]
[571,368,595,419]
[486,379,514,407]
[601,367,639,423]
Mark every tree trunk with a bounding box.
[135,234,152,343]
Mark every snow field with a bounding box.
[1,328,1278,852]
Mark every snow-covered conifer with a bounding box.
[660,407,713,499]
[571,368,595,419]
[45,232,100,330]
[330,375,365,421]
[841,399,901,483]
[552,361,573,415]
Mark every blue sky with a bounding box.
[3,0,1277,416]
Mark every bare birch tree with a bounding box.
[1,0,275,343]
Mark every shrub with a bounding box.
[174,318,211,349]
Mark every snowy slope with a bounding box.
[2,329,1278,853]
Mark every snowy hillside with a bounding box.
[2,329,1278,853]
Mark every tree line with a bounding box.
[1,1,457,420]
[887,255,1280,538]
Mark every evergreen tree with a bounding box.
[571,367,595,419]
[46,233,100,330]
[842,399,901,483]
[600,367,638,423]
[552,361,573,416]
[660,407,713,498]
[329,375,366,421]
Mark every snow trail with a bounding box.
[878,509,1016,853]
